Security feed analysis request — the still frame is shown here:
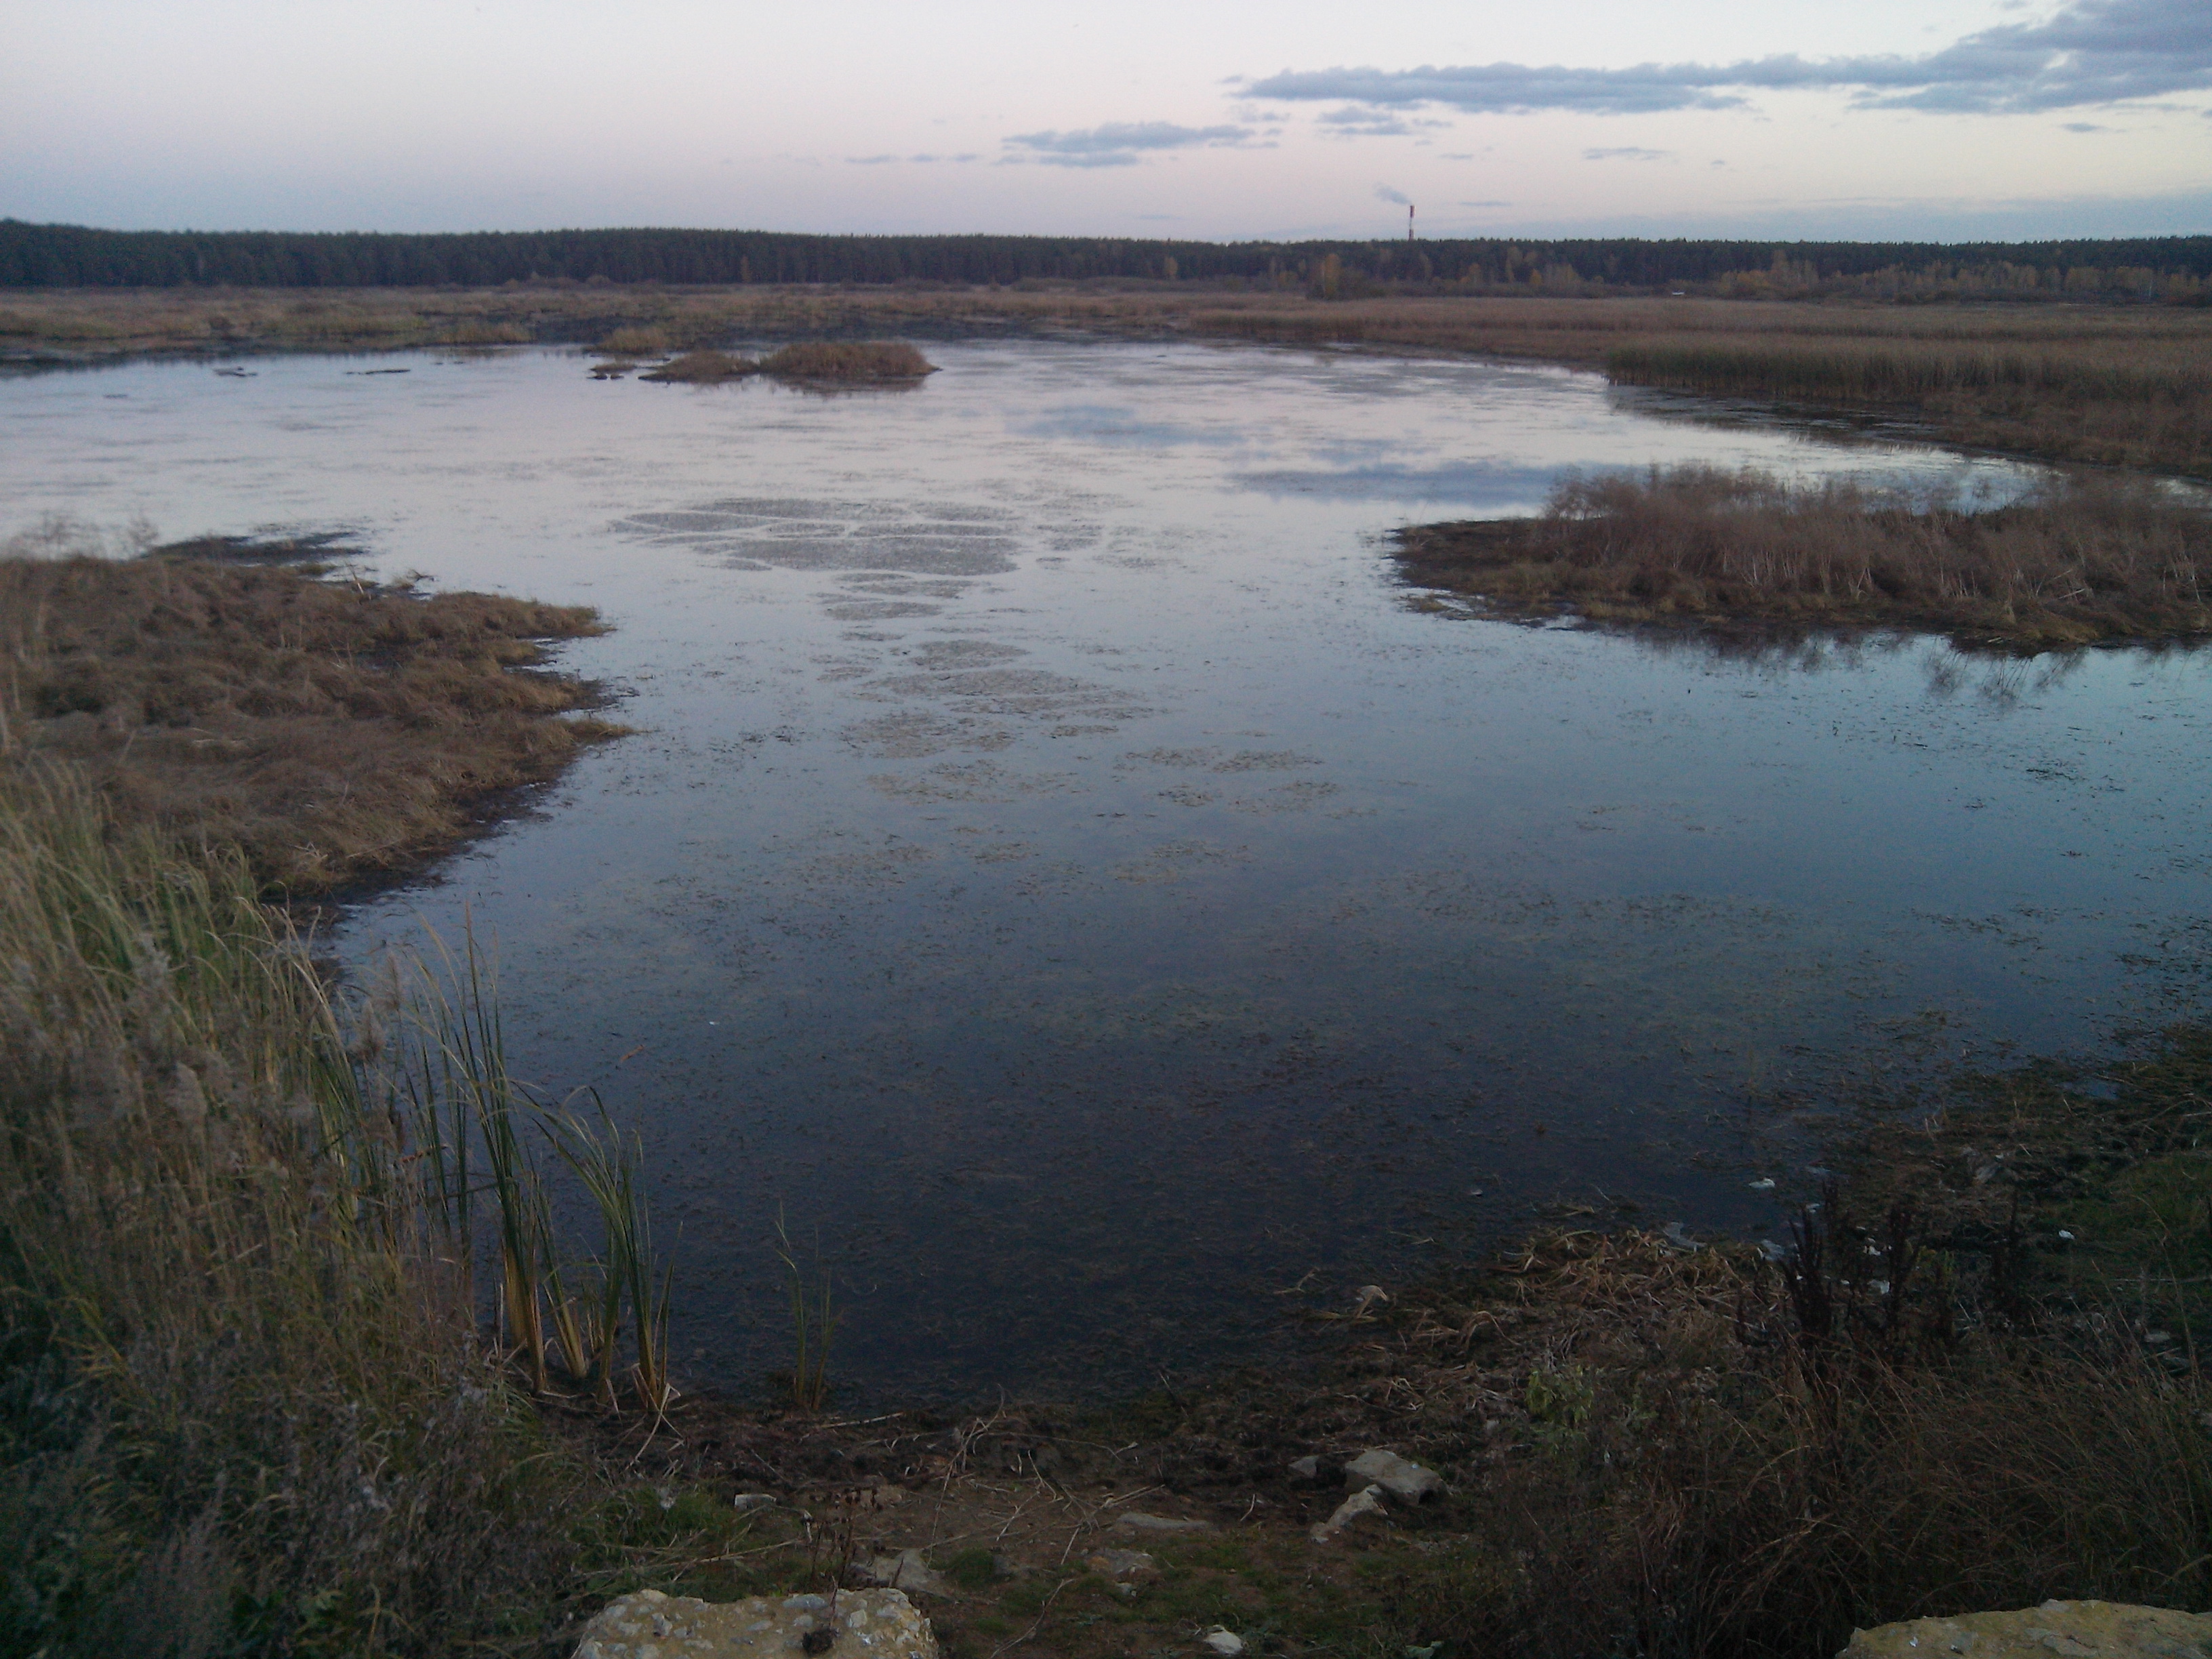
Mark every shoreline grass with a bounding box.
[0,534,625,893]
[1392,465,2212,651]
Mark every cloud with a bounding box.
[844,152,980,165]
[1002,121,1254,167]
[1584,146,1672,161]
[1244,0,2212,119]
[1374,183,1410,204]
[1316,107,1448,137]
[2061,120,2113,129]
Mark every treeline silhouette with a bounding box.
[4,219,2209,294]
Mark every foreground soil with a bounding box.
[0,541,623,892]
[6,283,2210,476]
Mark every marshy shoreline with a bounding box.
[0,531,625,897]
[7,334,2212,1656]
[7,282,2212,475]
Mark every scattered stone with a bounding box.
[1287,1455,1328,1484]
[1113,1511,1214,1535]
[574,1587,936,1658]
[1083,1548,1158,1579]
[731,1492,777,1515]
[1344,1450,1444,1502]
[1840,1601,2212,1659]
[854,1550,957,1599]
[1203,1629,1246,1656]
[1311,1484,1387,1543]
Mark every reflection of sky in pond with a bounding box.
[3,338,2205,1404]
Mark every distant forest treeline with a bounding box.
[4,220,2209,300]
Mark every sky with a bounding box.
[5,0,2209,243]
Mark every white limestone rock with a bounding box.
[1343,1449,1445,1502]
[573,1587,937,1659]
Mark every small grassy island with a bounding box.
[1393,466,2212,651]
[630,340,937,384]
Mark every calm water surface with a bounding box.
[5,340,2207,1399]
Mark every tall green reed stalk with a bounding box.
[774,1208,836,1412]
[547,1097,675,1413]
[386,931,676,1412]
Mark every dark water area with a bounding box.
[5,340,2207,1402]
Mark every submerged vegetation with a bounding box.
[0,534,623,892]
[1393,466,2212,650]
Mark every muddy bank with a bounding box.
[0,533,624,893]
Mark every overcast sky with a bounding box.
[6,0,2208,241]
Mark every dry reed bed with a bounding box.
[1393,466,2212,649]
[0,546,623,891]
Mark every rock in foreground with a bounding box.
[1843,1601,2212,1659]
[575,1588,936,1658]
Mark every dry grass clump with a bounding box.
[0,544,623,891]
[1394,466,2211,649]
[638,348,758,383]
[596,325,669,354]
[760,340,935,381]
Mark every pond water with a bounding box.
[5,339,2208,1401]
